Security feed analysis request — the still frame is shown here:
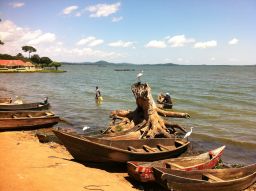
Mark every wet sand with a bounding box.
[0,131,138,191]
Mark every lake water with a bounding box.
[0,64,255,164]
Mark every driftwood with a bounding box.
[104,83,189,138]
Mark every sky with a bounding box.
[0,0,256,65]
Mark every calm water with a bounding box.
[0,64,255,164]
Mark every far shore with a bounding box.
[0,69,66,73]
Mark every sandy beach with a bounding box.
[1,130,255,191]
[0,131,139,191]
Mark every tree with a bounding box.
[40,57,52,68]
[50,61,61,70]
[31,54,40,64]
[22,45,37,58]
[103,82,189,139]
[16,53,24,58]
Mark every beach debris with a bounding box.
[103,82,190,138]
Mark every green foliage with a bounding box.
[50,61,62,70]
[31,54,40,64]
[16,53,24,58]
[0,53,29,62]
[40,57,52,68]
[21,45,37,58]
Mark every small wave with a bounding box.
[193,133,256,150]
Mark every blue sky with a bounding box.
[0,0,256,64]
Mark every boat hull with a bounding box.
[153,164,256,191]
[127,146,225,182]
[53,130,190,163]
[0,111,59,131]
[0,102,50,111]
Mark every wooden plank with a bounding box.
[12,115,18,118]
[165,162,184,169]
[202,173,224,182]
[157,144,169,151]
[127,146,138,152]
[175,140,185,145]
[27,114,33,118]
[143,145,155,152]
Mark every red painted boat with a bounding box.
[127,146,225,182]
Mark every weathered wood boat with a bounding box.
[127,146,225,182]
[0,102,50,111]
[0,111,60,131]
[153,163,256,191]
[53,130,190,163]
[0,97,12,104]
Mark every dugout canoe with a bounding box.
[153,163,256,191]
[0,102,50,111]
[53,130,190,163]
[127,146,225,182]
[0,111,59,131]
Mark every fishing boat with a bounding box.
[127,146,225,182]
[53,130,190,163]
[153,163,256,191]
[0,101,50,111]
[0,97,12,104]
[0,111,60,131]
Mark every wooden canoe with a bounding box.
[153,163,256,191]
[0,102,50,111]
[0,97,12,104]
[0,111,60,131]
[53,130,190,163]
[127,146,225,182]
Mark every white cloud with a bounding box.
[28,33,56,45]
[63,5,79,15]
[76,36,104,47]
[210,57,216,61]
[145,40,166,48]
[87,2,121,17]
[9,2,25,8]
[228,58,239,62]
[194,40,217,48]
[112,16,123,22]
[0,20,57,56]
[75,12,81,17]
[177,58,183,62]
[167,35,195,47]
[0,20,122,62]
[108,40,135,48]
[228,38,239,45]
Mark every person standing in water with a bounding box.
[95,86,103,104]
[95,86,101,99]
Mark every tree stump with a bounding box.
[104,83,189,138]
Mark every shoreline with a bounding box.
[0,130,255,191]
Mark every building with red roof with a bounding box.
[0,60,35,71]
